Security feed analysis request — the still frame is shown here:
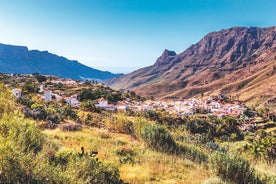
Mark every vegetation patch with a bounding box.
[141,124,177,153]
[59,122,82,132]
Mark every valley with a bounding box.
[1,1,276,183]
[0,72,275,183]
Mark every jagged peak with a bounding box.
[162,49,177,57]
[154,49,177,66]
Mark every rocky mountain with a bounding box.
[107,26,276,107]
[0,43,122,80]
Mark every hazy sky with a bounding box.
[0,0,275,73]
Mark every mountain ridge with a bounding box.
[0,43,122,80]
[107,26,276,108]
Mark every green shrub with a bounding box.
[210,152,264,184]
[60,123,82,132]
[65,155,125,184]
[0,85,126,184]
[132,117,148,140]
[16,96,34,108]
[53,149,75,165]
[116,146,136,164]
[81,100,100,112]
[0,113,44,153]
[141,124,177,153]
[178,144,208,163]
[0,143,23,182]
[105,114,134,135]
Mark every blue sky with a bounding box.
[0,0,275,73]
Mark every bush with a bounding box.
[105,114,135,135]
[62,106,77,120]
[177,144,208,163]
[210,152,264,184]
[81,100,100,112]
[141,124,177,153]
[132,117,148,140]
[39,121,58,129]
[21,83,39,94]
[34,74,47,83]
[206,141,228,152]
[60,123,82,132]
[0,113,44,153]
[0,115,45,182]
[116,146,136,164]
[64,154,125,184]
[16,96,34,108]
[78,88,95,101]
[46,114,61,124]
[53,149,75,165]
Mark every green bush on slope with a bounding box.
[210,152,264,184]
[0,83,125,183]
[141,124,177,153]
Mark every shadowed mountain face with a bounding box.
[0,43,122,80]
[107,26,276,106]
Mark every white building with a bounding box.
[65,94,80,107]
[96,98,108,108]
[12,88,22,98]
[116,101,129,111]
[44,90,52,102]
[53,94,62,102]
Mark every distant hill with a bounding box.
[0,43,122,80]
[107,26,276,108]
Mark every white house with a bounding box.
[96,98,108,108]
[65,94,80,107]
[44,90,52,102]
[53,94,62,102]
[116,101,129,111]
[104,104,116,111]
[12,88,22,98]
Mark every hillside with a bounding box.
[0,43,122,80]
[1,76,275,183]
[107,26,276,109]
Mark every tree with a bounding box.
[34,75,47,83]
[81,100,100,112]
[78,88,94,101]
[21,83,39,94]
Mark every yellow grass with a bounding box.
[43,127,213,183]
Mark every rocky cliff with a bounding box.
[107,26,276,107]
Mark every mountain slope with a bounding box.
[0,43,122,80]
[107,26,276,106]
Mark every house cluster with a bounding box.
[12,84,246,118]
[143,97,246,117]
[12,87,81,107]
[93,96,246,117]
[50,78,79,86]
[238,120,257,132]
[44,90,81,107]
[96,98,130,111]
[171,98,246,117]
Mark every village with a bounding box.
[10,76,247,118]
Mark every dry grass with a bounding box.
[254,161,276,178]
[43,126,212,183]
